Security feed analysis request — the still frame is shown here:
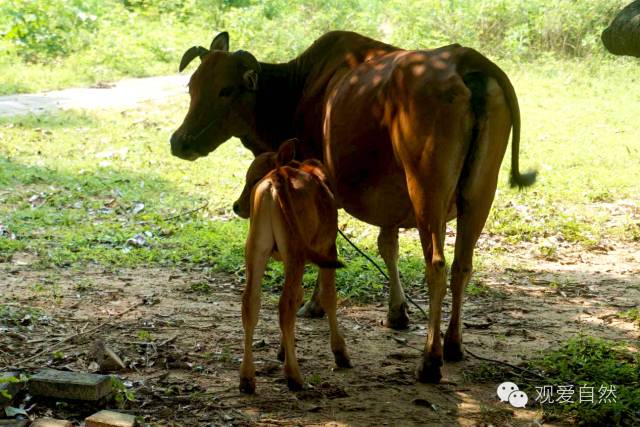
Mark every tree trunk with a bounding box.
[602,0,640,57]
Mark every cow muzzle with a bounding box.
[232,200,249,218]
[170,132,202,161]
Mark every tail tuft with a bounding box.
[315,259,345,269]
[307,250,345,269]
[509,170,537,189]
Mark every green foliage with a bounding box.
[530,336,639,426]
[1,0,104,61]
[111,375,136,405]
[0,374,28,400]
[0,0,632,94]
[136,330,153,341]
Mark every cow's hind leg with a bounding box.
[280,258,305,391]
[415,218,447,383]
[318,257,352,368]
[297,277,325,318]
[378,226,409,329]
[443,212,481,362]
[444,82,511,361]
[239,222,273,394]
[402,139,464,383]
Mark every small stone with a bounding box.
[92,340,126,372]
[28,369,111,401]
[31,418,73,427]
[0,420,29,427]
[85,410,137,427]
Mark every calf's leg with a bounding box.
[239,225,273,394]
[280,259,305,390]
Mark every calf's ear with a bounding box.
[276,139,297,167]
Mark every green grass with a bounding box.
[617,308,640,326]
[528,336,639,426]
[0,55,639,300]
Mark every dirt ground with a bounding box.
[1,234,638,426]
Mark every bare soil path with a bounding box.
[2,237,638,426]
[0,75,187,118]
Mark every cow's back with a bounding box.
[321,47,488,228]
[292,32,398,157]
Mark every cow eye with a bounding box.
[218,86,235,97]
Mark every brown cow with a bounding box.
[171,31,535,383]
[236,140,351,393]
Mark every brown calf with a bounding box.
[235,140,351,394]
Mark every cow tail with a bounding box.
[273,168,344,269]
[459,49,537,188]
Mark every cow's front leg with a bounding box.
[296,276,325,318]
[378,226,409,330]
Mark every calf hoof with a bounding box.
[416,357,443,384]
[334,350,353,369]
[286,377,304,392]
[239,377,256,394]
[386,302,410,330]
[443,337,464,362]
[297,299,325,318]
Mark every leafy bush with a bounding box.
[0,0,632,93]
[0,0,107,61]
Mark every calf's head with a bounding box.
[170,32,260,161]
[233,140,297,218]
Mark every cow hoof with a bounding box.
[286,377,304,392]
[386,302,410,330]
[443,338,464,362]
[277,344,285,362]
[334,350,353,369]
[239,377,256,394]
[297,299,325,318]
[416,357,443,384]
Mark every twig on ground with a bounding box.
[164,201,209,222]
[158,334,178,347]
[11,300,145,369]
[465,347,545,379]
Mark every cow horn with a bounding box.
[232,50,261,73]
[179,46,209,72]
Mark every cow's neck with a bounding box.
[241,61,307,156]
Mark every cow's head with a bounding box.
[232,140,297,218]
[170,32,260,161]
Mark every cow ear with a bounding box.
[210,31,229,52]
[276,139,297,166]
[243,69,258,91]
